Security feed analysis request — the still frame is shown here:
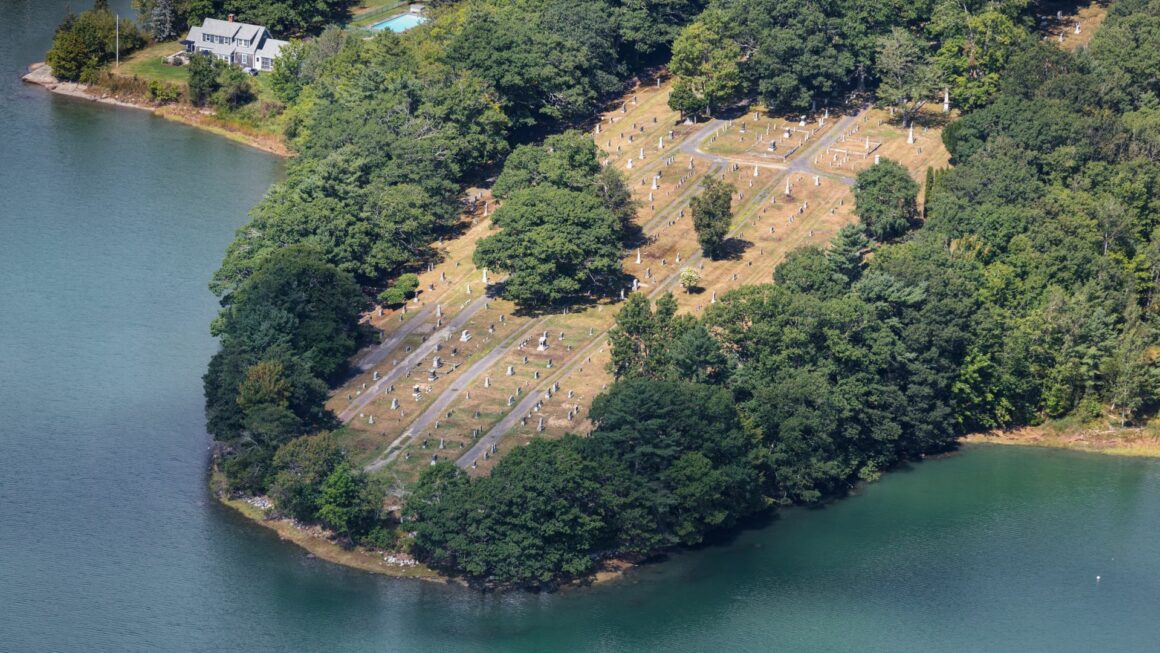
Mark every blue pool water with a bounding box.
[371,13,428,32]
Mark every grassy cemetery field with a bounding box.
[327,77,954,492]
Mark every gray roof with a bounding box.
[183,18,287,65]
[199,18,262,41]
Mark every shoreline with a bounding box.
[217,428,1160,586]
[210,471,451,584]
[211,471,637,589]
[960,426,1160,458]
[21,63,289,157]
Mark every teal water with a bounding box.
[3,3,1160,651]
[370,12,428,32]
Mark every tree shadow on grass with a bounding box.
[710,237,754,261]
[504,278,629,319]
[622,222,648,250]
[882,110,952,131]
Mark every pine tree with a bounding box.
[827,225,869,285]
[151,0,178,41]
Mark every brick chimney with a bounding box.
[228,14,235,22]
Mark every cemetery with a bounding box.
[322,73,954,487]
[701,110,836,163]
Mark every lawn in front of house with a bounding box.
[113,40,190,87]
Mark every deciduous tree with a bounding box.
[691,177,735,258]
[854,159,919,240]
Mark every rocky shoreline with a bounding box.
[22,62,152,110]
[21,63,289,157]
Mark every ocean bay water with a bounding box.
[2,2,1159,651]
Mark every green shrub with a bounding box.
[377,273,421,307]
[221,447,273,495]
[148,80,181,103]
[359,525,399,550]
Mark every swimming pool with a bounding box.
[370,13,428,32]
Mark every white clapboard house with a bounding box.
[181,16,287,73]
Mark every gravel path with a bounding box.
[339,295,489,424]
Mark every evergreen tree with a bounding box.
[828,225,869,285]
[151,0,178,41]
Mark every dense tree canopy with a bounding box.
[665,0,1037,116]
[202,0,1160,591]
[407,0,1160,589]
[853,159,920,241]
[205,246,365,492]
[408,380,761,588]
[474,186,625,306]
[409,438,609,589]
[48,4,144,83]
[473,130,634,307]
[134,0,357,37]
[208,0,674,499]
[667,10,743,117]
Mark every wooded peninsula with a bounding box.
[40,0,1160,590]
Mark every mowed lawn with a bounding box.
[115,41,189,87]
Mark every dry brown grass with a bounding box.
[336,78,954,488]
[813,106,951,179]
[962,424,1160,458]
[702,110,836,164]
[1039,1,1108,50]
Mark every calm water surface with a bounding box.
[3,2,1160,651]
